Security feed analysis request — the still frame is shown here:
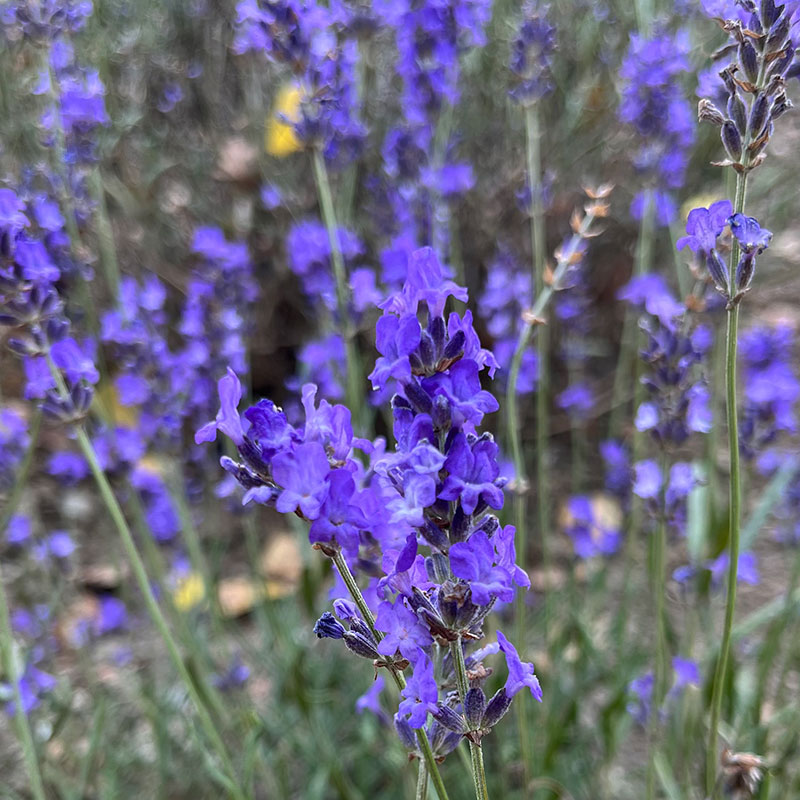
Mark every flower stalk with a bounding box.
[450,638,489,800]
[707,170,747,796]
[0,412,46,800]
[311,147,363,427]
[42,356,248,800]
[331,552,451,800]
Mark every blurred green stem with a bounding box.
[450,639,489,800]
[707,168,747,798]
[0,412,47,800]
[88,168,121,296]
[524,101,551,645]
[609,189,654,438]
[42,358,248,800]
[330,552,451,800]
[416,761,429,800]
[646,457,669,800]
[311,148,362,428]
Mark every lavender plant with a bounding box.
[692,0,795,791]
[197,246,545,799]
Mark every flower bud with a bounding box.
[481,688,513,728]
[342,630,381,660]
[766,13,791,52]
[405,379,432,414]
[464,687,487,729]
[739,40,759,83]
[394,715,418,750]
[748,93,771,139]
[698,99,725,127]
[705,250,730,294]
[761,0,779,28]
[314,611,345,639]
[721,120,743,160]
[726,94,747,134]
[735,251,757,292]
[432,704,466,733]
[429,315,446,355]
[418,331,435,370]
[441,329,465,364]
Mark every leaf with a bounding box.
[741,456,799,551]
[654,751,683,800]
[686,461,710,564]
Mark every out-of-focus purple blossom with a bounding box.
[94,595,128,635]
[563,496,620,558]
[478,248,537,394]
[509,2,556,104]
[739,325,799,459]
[2,663,57,716]
[6,513,32,545]
[708,550,759,586]
[0,407,29,490]
[633,460,662,500]
[622,274,712,447]
[619,30,694,226]
[356,675,387,722]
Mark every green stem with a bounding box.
[506,203,602,624]
[330,552,451,800]
[0,562,47,800]
[311,148,362,427]
[416,760,429,800]
[41,358,247,800]
[609,190,655,438]
[706,168,747,798]
[646,458,669,800]
[449,639,490,800]
[88,167,121,297]
[524,103,551,648]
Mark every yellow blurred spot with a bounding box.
[174,573,206,612]
[94,382,138,427]
[265,84,303,157]
[680,193,721,225]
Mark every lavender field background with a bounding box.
[1,0,800,798]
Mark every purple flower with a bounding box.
[557,383,595,421]
[195,368,247,447]
[272,441,331,520]
[375,599,433,663]
[94,596,128,635]
[387,471,436,528]
[676,200,732,254]
[728,214,773,254]
[633,460,662,500]
[564,496,621,559]
[308,469,368,557]
[369,313,422,391]
[449,530,513,605]
[7,514,31,545]
[397,653,438,729]
[496,630,542,701]
[439,433,504,514]
[707,550,759,586]
[494,524,530,590]
[509,3,556,104]
[356,675,387,722]
[422,360,499,428]
[47,531,75,558]
[619,274,684,328]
